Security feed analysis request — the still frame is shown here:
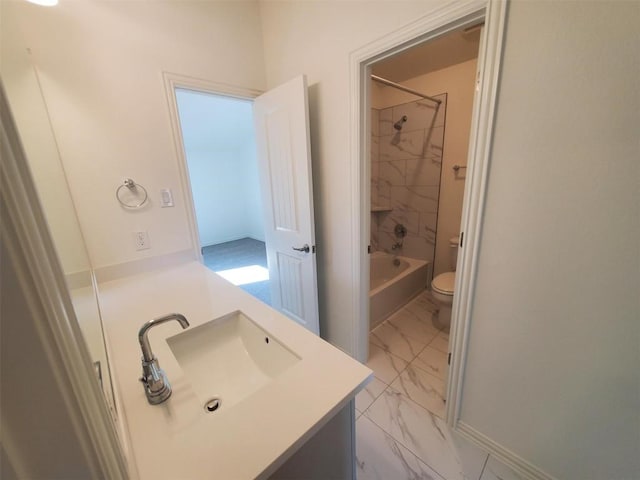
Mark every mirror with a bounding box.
[1,46,116,414]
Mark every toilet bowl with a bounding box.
[430,236,459,330]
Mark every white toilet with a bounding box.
[430,235,460,330]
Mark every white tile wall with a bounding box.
[370,94,447,266]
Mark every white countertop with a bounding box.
[98,261,371,480]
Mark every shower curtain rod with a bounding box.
[370,74,442,105]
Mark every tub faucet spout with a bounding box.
[138,313,189,405]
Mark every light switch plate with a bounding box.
[160,188,174,207]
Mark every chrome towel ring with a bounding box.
[116,178,148,209]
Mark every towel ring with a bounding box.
[116,178,148,208]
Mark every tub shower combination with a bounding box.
[368,74,446,330]
[369,252,429,329]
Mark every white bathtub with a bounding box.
[369,252,430,329]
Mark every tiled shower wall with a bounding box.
[371,94,447,270]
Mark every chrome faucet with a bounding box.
[138,313,189,405]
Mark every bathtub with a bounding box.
[369,252,430,329]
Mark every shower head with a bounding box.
[393,115,408,131]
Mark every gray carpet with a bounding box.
[202,238,271,305]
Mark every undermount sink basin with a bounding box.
[166,310,301,411]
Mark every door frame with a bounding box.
[162,72,264,261]
[349,0,507,427]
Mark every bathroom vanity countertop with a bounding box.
[97,261,371,480]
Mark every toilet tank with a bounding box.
[449,236,460,270]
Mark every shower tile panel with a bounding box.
[378,160,406,186]
[424,125,445,160]
[371,108,380,137]
[379,130,425,161]
[392,99,441,133]
[379,108,394,136]
[402,236,435,262]
[371,94,446,274]
[379,211,420,236]
[406,158,443,186]
[371,135,379,161]
[420,213,439,236]
[390,186,439,213]
[376,182,391,208]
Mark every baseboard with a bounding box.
[456,422,557,480]
[94,249,196,284]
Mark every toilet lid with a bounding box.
[432,272,455,295]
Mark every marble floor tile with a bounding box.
[414,346,449,380]
[370,322,427,362]
[406,291,439,315]
[365,387,487,480]
[366,343,409,384]
[356,376,388,414]
[429,333,450,354]
[479,456,523,480]
[387,307,440,345]
[356,415,444,480]
[391,364,446,418]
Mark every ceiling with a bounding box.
[371,26,482,82]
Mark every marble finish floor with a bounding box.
[202,237,271,305]
[356,291,523,480]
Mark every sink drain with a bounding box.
[204,397,221,413]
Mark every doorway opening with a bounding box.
[352,0,506,429]
[364,22,483,418]
[174,88,271,305]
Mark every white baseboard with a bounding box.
[456,421,557,480]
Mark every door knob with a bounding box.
[292,244,310,253]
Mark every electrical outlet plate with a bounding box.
[134,231,150,250]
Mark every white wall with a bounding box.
[372,59,478,277]
[459,2,640,479]
[1,0,266,268]
[259,0,462,350]
[175,90,264,247]
[1,33,90,276]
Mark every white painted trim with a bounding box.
[445,0,508,426]
[349,0,486,362]
[1,85,128,478]
[161,72,264,262]
[457,422,556,480]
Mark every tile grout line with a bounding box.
[362,397,451,480]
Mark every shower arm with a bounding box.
[371,75,442,106]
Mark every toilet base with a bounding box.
[434,304,451,331]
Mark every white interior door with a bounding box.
[253,75,319,335]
